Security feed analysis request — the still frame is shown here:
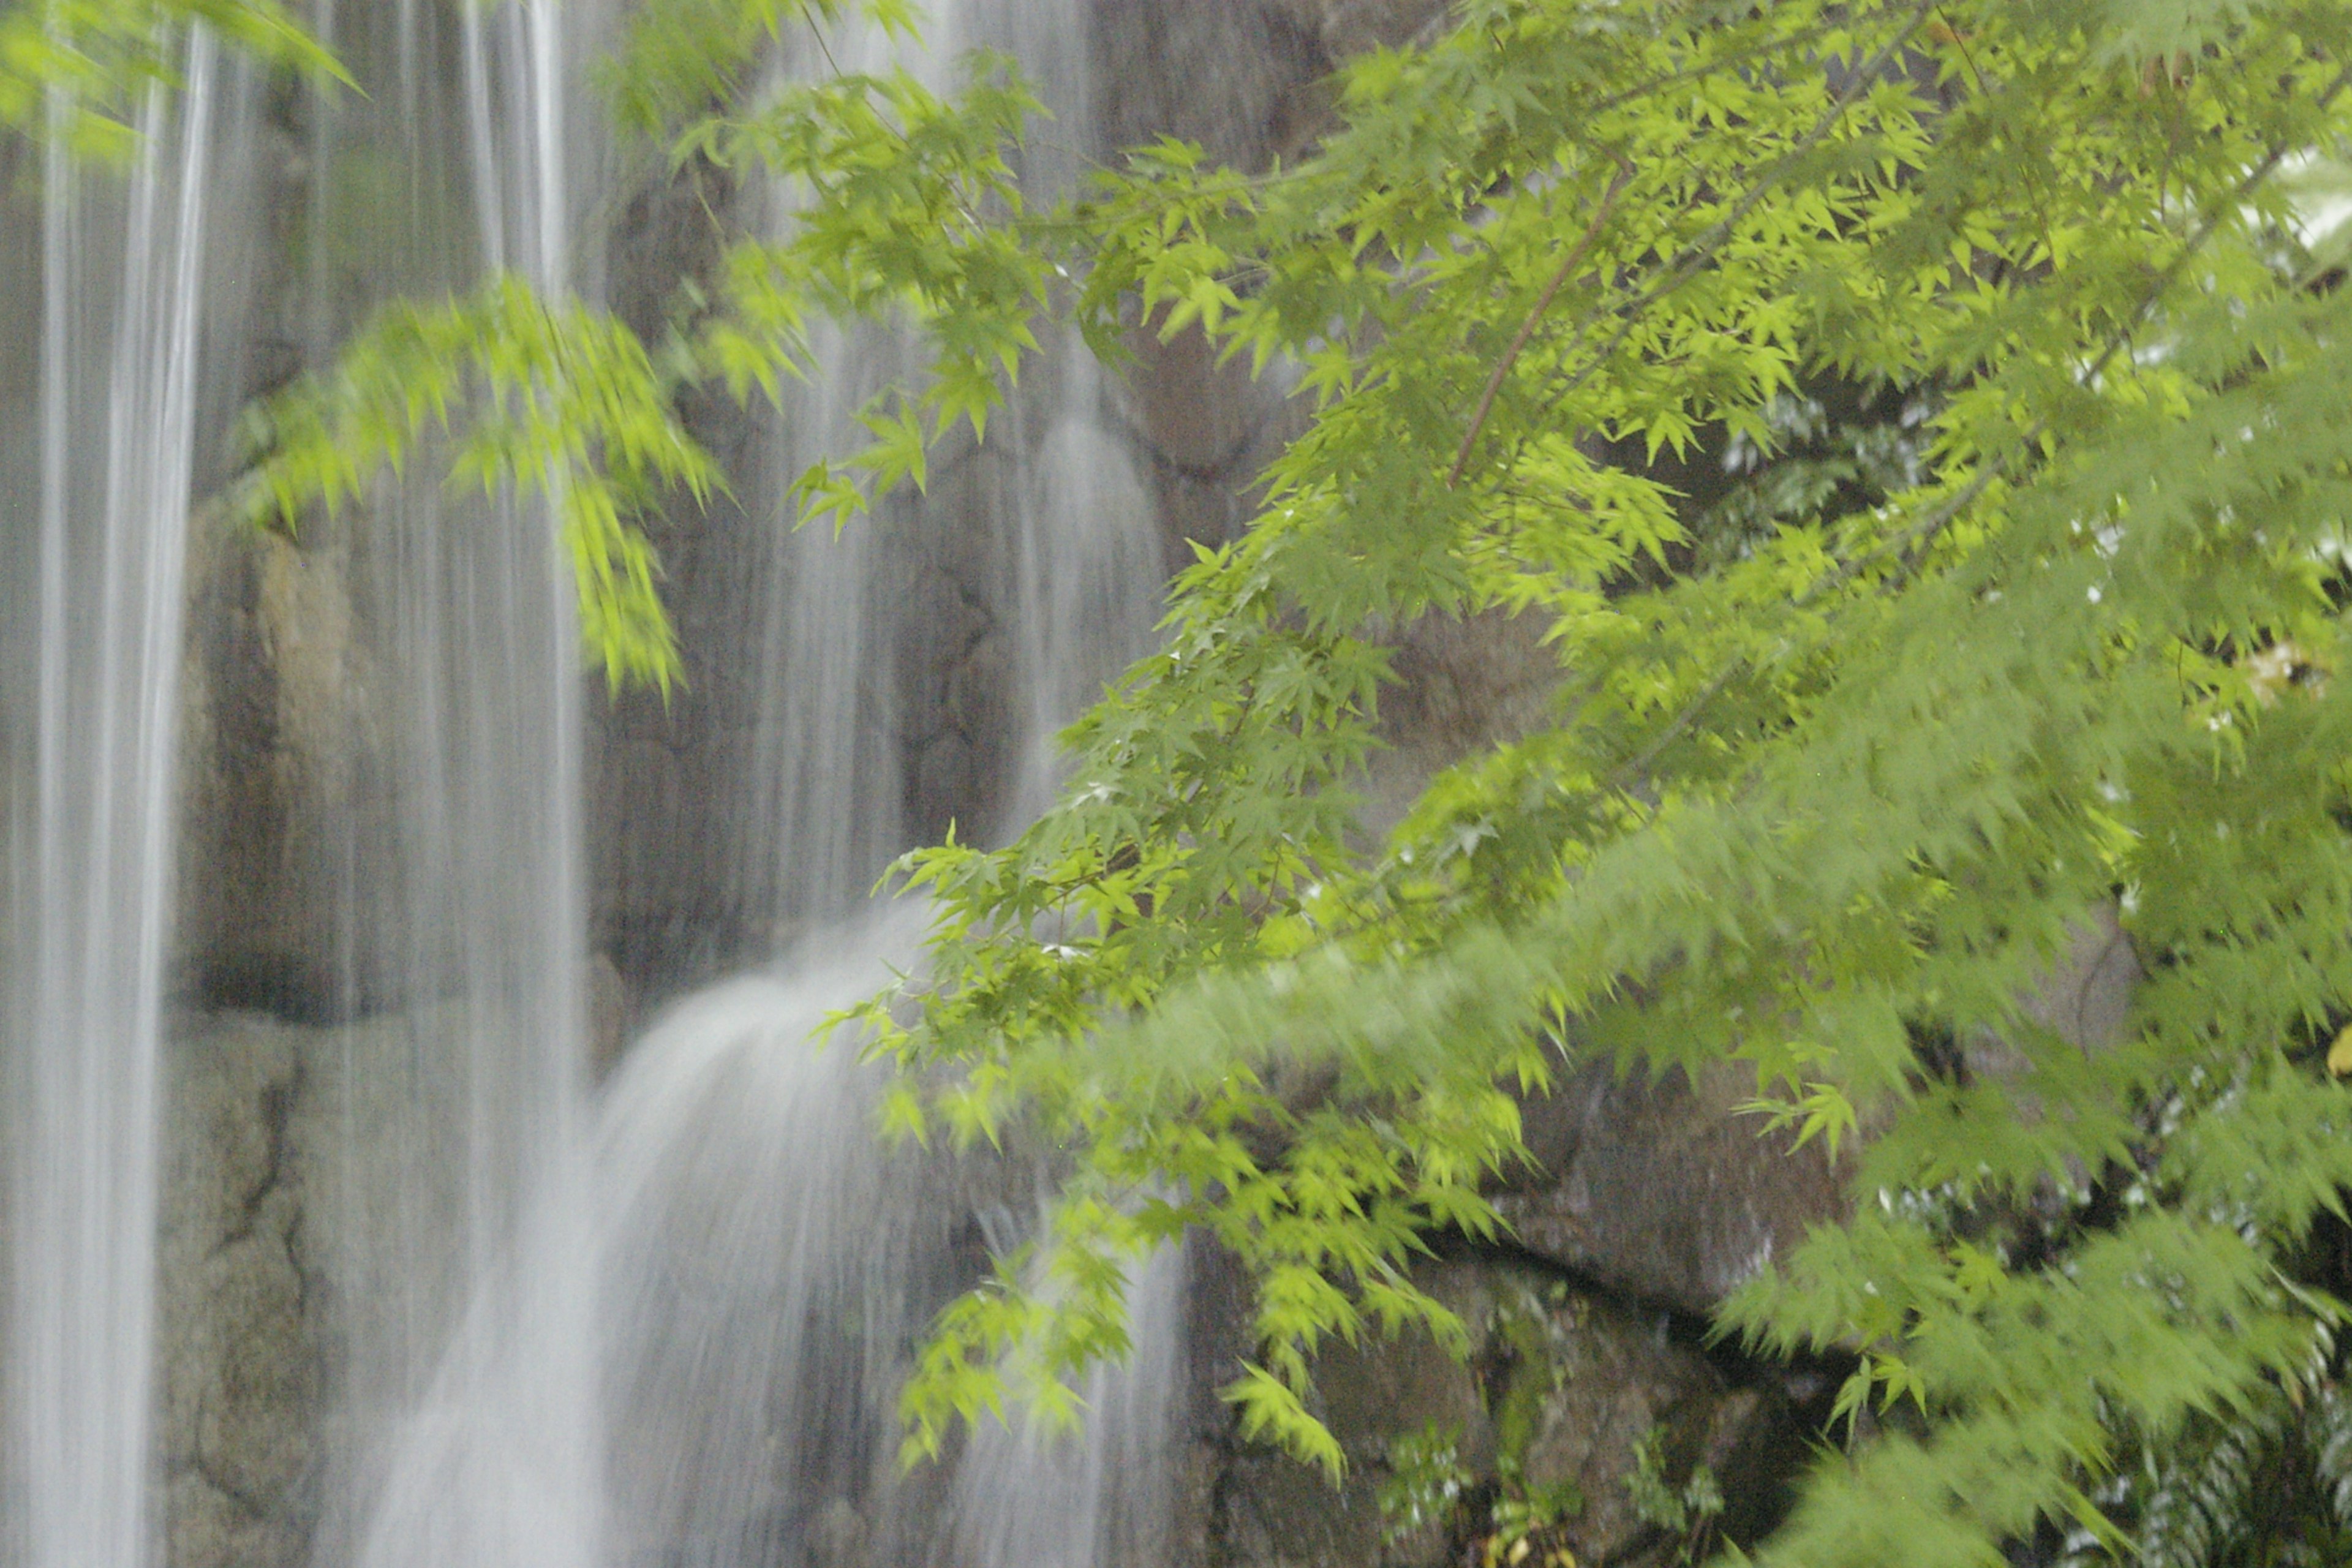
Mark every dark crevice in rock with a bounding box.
[217,1061,302,1257]
[177,1450,277,1530]
[1432,1226,1855,1417]
[1149,443,1257,489]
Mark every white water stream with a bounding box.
[315,5,609,1563]
[1,39,223,1568]
[548,3,1183,1563]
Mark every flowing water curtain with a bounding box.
[282,1,1182,1561]
[742,0,1162,927]
[946,1215,1191,1568]
[2,28,219,1568]
[594,913,953,1568]
[742,2,922,932]
[288,1,611,1564]
[592,2,1183,1563]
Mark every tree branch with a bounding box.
[1449,162,1635,488]
[1602,55,2352,799]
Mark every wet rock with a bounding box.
[2029,903,2143,1051]
[165,1473,308,1568]
[1128,318,1264,472]
[1092,1,1334,173]
[1965,901,2144,1087]
[1358,608,1563,840]
[1494,912,2140,1322]
[178,500,423,1022]
[1091,0,1452,173]
[1263,0,1453,56]
[158,1015,320,1568]
[1200,1254,1795,1568]
[191,1227,314,1505]
[1499,1061,1850,1320]
[591,949,635,1081]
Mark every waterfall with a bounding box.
[948,1236,1191,1568]
[741,0,1161,933]
[0,2,1186,1564]
[595,0,1184,1560]
[1,36,222,1568]
[295,2,611,1564]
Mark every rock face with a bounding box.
[1183,1251,1811,1568]
[158,1016,318,1568]
[1499,1064,1849,1320]
[1093,0,1450,172]
[157,998,595,1568]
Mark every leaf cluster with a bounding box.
[239,0,1056,690]
[238,277,718,692]
[0,0,344,161]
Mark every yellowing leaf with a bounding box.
[2326,1026,2352,1079]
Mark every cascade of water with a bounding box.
[266,0,1176,1561]
[593,1,1186,1562]
[597,907,950,1568]
[293,3,610,1564]
[739,0,922,931]
[948,1237,1191,1568]
[741,0,1158,929]
[0,37,222,1568]
[6,4,1183,1567]
[594,914,1186,1568]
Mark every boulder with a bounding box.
[1091,0,1453,173]
[1262,0,1453,56]
[1500,1063,1849,1319]
[1498,907,2144,1321]
[1197,1253,1800,1568]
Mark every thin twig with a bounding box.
[1449,162,1635,488]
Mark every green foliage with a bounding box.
[800,1,2352,1565]
[0,0,345,160]
[238,277,719,693]
[677,38,1052,530]
[1626,1425,1724,1567]
[2048,1377,2352,1566]
[246,0,1054,691]
[1486,1460,1588,1568]
[1376,1417,1588,1568]
[1380,1420,1475,1546]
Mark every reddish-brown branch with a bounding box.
[1447,164,1635,489]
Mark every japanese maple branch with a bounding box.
[1538,0,1941,420]
[1880,53,2352,573]
[1605,55,2352,798]
[1473,0,1939,492]
[1449,162,1635,488]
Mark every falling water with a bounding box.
[949,1237,1191,1568]
[586,0,1185,1561]
[295,2,612,1565]
[0,36,222,1568]
[2,1,1185,1564]
[597,910,952,1568]
[742,0,1159,926]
